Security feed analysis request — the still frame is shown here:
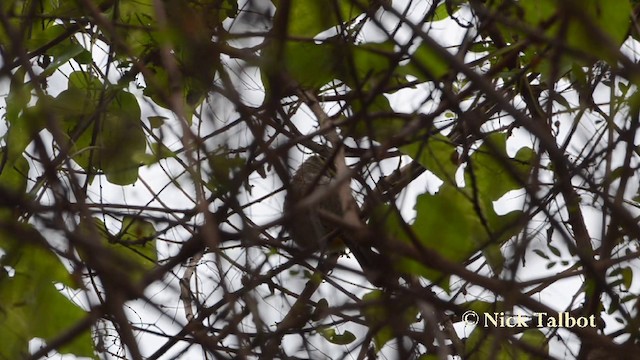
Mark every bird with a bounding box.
[285,155,390,286]
[285,155,344,253]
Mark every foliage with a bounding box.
[0,0,639,359]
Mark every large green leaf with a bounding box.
[511,329,549,359]
[40,43,91,78]
[465,133,532,199]
[117,216,158,272]
[0,152,29,196]
[319,327,357,345]
[431,1,461,22]
[23,20,94,75]
[261,39,395,94]
[519,0,631,76]
[113,0,230,109]
[398,134,533,277]
[279,41,339,89]
[112,0,156,55]
[262,3,394,92]
[52,72,146,185]
[4,67,30,125]
[413,185,483,273]
[99,91,146,185]
[204,149,246,193]
[76,217,157,283]
[362,290,418,351]
[369,185,481,290]
[339,41,397,88]
[465,327,512,360]
[3,69,41,163]
[346,92,408,141]
[369,203,447,286]
[0,0,60,47]
[464,133,533,243]
[273,0,367,38]
[396,43,452,82]
[0,0,19,45]
[401,133,459,184]
[0,224,94,359]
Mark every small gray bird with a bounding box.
[286,155,343,252]
[285,155,387,285]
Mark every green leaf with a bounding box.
[52,77,146,185]
[5,104,44,164]
[53,74,146,185]
[77,217,157,283]
[120,217,156,242]
[465,327,511,360]
[261,38,395,93]
[402,134,533,276]
[547,243,561,257]
[143,142,176,164]
[112,0,156,55]
[464,134,533,271]
[280,41,338,89]
[54,87,98,117]
[533,249,549,260]
[205,150,245,192]
[417,355,440,360]
[347,93,407,141]
[621,267,633,290]
[0,152,29,196]
[116,216,158,270]
[319,327,357,345]
[273,0,365,38]
[470,138,531,231]
[0,224,94,359]
[73,49,94,64]
[135,142,176,166]
[40,42,89,77]
[519,0,632,77]
[147,115,169,129]
[311,298,330,321]
[567,1,631,61]
[340,41,397,87]
[68,70,104,91]
[362,290,418,351]
[610,267,633,290]
[99,91,146,185]
[1,75,44,212]
[4,68,31,125]
[412,186,481,275]
[401,133,458,183]
[369,203,448,287]
[431,1,460,22]
[464,300,501,315]
[142,65,172,109]
[52,71,103,119]
[465,133,533,202]
[0,1,22,45]
[25,23,66,52]
[397,43,451,82]
[512,329,549,359]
